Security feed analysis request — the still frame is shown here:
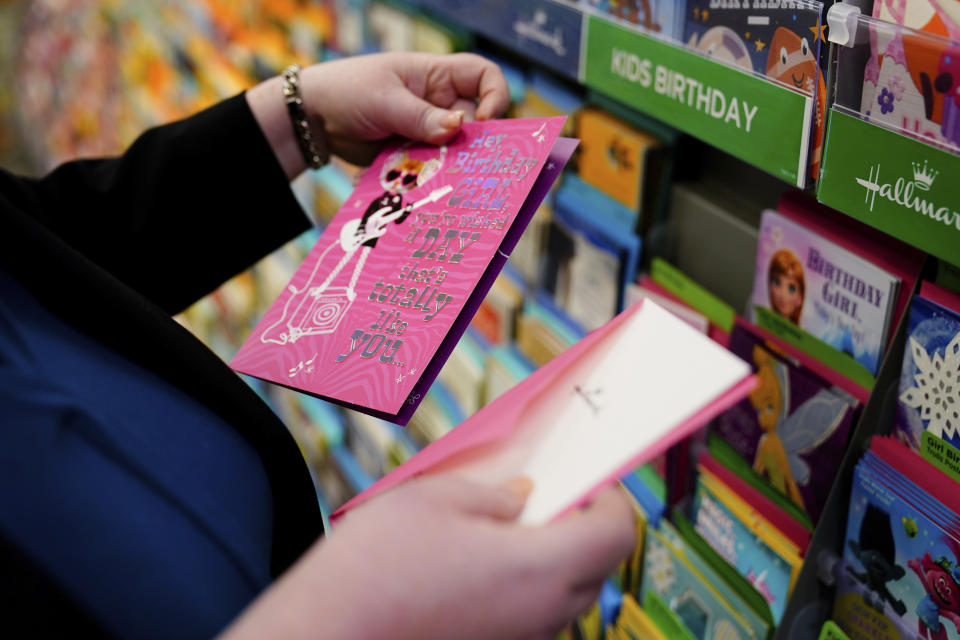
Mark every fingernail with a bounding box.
[440,110,464,129]
[503,475,534,500]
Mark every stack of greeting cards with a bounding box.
[834,436,960,640]
[640,515,773,640]
[750,208,902,376]
[894,281,960,458]
[688,452,807,625]
[232,118,577,423]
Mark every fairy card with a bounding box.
[231,118,575,423]
[712,325,858,523]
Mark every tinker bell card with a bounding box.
[712,325,858,523]
[232,118,576,423]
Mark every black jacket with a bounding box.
[0,94,324,633]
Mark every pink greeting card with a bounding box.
[334,300,757,526]
[231,118,573,423]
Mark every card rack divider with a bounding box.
[773,255,936,639]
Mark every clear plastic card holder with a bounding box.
[581,0,825,99]
[828,7,960,155]
[819,5,960,267]
[580,0,827,189]
[409,0,826,187]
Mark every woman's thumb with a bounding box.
[387,89,464,144]
[458,476,533,521]
[418,107,463,145]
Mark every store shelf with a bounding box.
[415,0,585,79]
[582,13,817,189]
[818,6,960,267]
[408,0,823,189]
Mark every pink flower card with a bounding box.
[231,118,574,423]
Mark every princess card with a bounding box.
[231,118,574,423]
[750,209,901,376]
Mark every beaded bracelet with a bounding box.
[281,64,329,170]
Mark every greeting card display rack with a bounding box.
[4,0,960,638]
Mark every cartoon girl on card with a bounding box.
[750,345,851,511]
[767,249,805,325]
[261,147,450,345]
[908,537,960,639]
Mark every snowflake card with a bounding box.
[231,118,575,423]
[894,281,960,458]
[750,209,901,376]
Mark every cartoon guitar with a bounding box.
[260,184,453,345]
[338,184,453,252]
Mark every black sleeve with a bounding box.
[0,93,312,314]
[0,529,107,638]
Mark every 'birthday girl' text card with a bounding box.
[231,118,574,423]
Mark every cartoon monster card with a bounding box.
[231,118,575,423]
[682,0,827,174]
[712,325,857,523]
[834,445,960,640]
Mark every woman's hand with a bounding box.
[247,52,509,178]
[222,475,636,640]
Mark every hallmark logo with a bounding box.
[854,160,960,231]
[513,9,567,57]
[911,160,938,191]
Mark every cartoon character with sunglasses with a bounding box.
[261,146,450,345]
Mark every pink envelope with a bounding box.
[334,299,758,525]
